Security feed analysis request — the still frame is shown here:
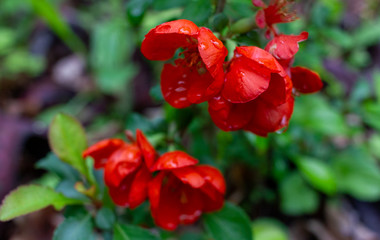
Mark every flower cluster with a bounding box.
[141,0,322,137]
[83,130,226,230]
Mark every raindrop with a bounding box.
[179,27,191,34]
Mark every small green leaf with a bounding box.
[280,172,319,216]
[36,153,80,181]
[95,207,116,230]
[113,223,159,240]
[48,113,88,177]
[332,148,380,201]
[0,185,81,221]
[181,0,212,26]
[29,0,86,53]
[296,157,336,195]
[374,71,380,103]
[53,214,95,240]
[203,202,252,240]
[252,218,288,240]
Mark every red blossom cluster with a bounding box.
[83,130,226,230]
[141,0,323,137]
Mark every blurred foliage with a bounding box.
[1,0,380,239]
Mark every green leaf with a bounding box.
[362,102,380,131]
[29,0,86,53]
[113,223,159,240]
[36,153,80,181]
[203,202,252,240]
[374,71,380,103]
[252,218,288,240]
[95,207,116,230]
[126,0,152,26]
[296,157,337,195]
[181,0,212,26]
[53,214,95,240]
[0,185,81,221]
[280,172,319,216]
[48,113,88,177]
[332,148,380,201]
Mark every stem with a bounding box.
[216,0,226,13]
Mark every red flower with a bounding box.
[82,130,157,208]
[141,19,228,108]
[253,0,297,38]
[265,32,323,94]
[148,151,226,230]
[208,46,294,136]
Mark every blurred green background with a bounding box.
[1,0,380,239]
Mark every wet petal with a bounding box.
[198,27,228,91]
[82,139,124,169]
[252,0,266,8]
[255,9,266,28]
[291,66,323,94]
[223,57,271,103]
[244,96,295,137]
[151,151,198,171]
[127,165,152,209]
[104,144,142,187]
[141,19,199,61]
[265,32,308,60]
[108,174,134,207]
[196,165,226,194]
[236,46,282,73]
[208,95,254,131]
[148,171,166,209]
[259,73,292,106]
[178,186,203,224]
[172,166,206,188]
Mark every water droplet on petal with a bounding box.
[157,25,171,32]
[175,87,187,92]
[199,43,207,50]
[211,40,222,49]
[179,27,191,34]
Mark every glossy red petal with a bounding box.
[82,139,124,169]
[244,96,294,137]
[201,186,225,212]
[148,171,166,209]
[104,144,142,187]
[151,151,198,171]
[127,165,151,209]
[178,186,203,224]
[172,166,206,188]
[141,20,199,61]
[136,129,157,169]
[255,9,266,28]
[236,46,282,73]
[291,66,323,94]
[265,32,308,61]
[197,27,228,96]
[223,57,271,103]
[108,173,134,207]
[208,95,254,131]
[197,165,226,194]
[259,73,292,106]
[150,176,181,230]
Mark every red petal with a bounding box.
[197,165,226,194]
[178,186,203,224]
[172,166,206,188]
[201,186,225,212]
[151,151,198,171]
[150,175,182,230]
[148,171,166,209]
[108,165,151,208]
[244,96,295,137]
[104,144,142,187]
[255,9,266,28]
[136,129,157,169]
[127,165,151,209]
[208,95,254,131]
[82,139,124,169]
[161,64,214,108]
[236,46,282,73]
[291,66,323,94]
[108,173,134,207]
[223,57,271,103]
[141,19,199,61]
[259,73,292,106]
[265,32,308,61]
[197,27,227,96]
